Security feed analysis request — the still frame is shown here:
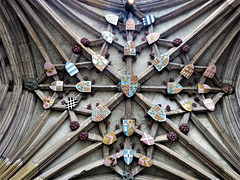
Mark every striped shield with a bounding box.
[142,15,156,26]
[65,62,78,76]
[124,150,133,165]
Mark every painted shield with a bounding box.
[92,55,109,72]
[179,98,192,112]
[146,33,160,45]
[203,64,216,78]
[44,62,57,76]
[140,132,155,145]
[103,131,117,145]
[105,14,119,26]
[148,104,166,122]
[142,15,156,26]
[124,41,136,56]
[104,154,117,167]
[122,119,135,137]
[138,154,153,167]
[167,82,183,94]
[92,103,111,122]
[101,31,115,44]
[76,81,91,92]
[126,18,135,30]
[198,84,211,94]
[203,98,215,111]
[124,150,133,165]
[65,62,78,76]
[66,97,78,110]
[152,55,169,72]
[49,81,63,91]
[121,75,138,98]
[43,96,55,109]
[180,64,194,79]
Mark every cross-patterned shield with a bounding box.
[140,132,155,145]
[124,150,133,165]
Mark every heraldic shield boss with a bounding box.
[92,103,111,122]
[76,81,91,93]
[103,131,117,145]
[138,154,153,167]
[49,81,63,92]
[104,154,117,167]
[124,150,133,165]
[43,96,55,109]
[152,54,169,72]
[122,119,135,137]
[148,104,166,122]
[121,75,139,98]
